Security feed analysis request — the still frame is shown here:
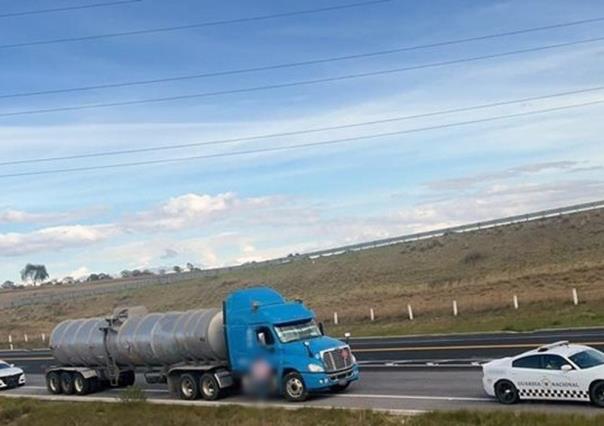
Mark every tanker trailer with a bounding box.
[46,286,359,402]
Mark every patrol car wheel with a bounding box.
[590,381,604,408]
[495,380,519,405]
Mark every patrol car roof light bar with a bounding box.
[537,341,570,352]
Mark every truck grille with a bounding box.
[322,347,353,372]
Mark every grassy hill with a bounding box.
[1,208,604,340]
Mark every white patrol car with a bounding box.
[483,341,604,407]
[0,360,26,390]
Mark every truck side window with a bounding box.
[256,327,275,346]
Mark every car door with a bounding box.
[540,355,585,401]
[511,354,547,400]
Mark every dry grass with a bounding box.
[1,209,603,337]
[0,398,401,426]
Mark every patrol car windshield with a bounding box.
[0,362,10,370]
[274,320,322,343]
[569,349,604,369]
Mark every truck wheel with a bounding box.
[200,373,221,401]
[590,381,604,407]
[46,371,62,394]
[283,372,308,402]
[178,373,199,400]
[73,373,91,396]
[330,382,350,392]
[118,371,136,387]
[60,372,75,395]
[495,380,519,405]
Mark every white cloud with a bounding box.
[0,224,119,256]
[67,266,90,280]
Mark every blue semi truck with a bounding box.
[47,287,359,401]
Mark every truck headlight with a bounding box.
[308,363,324,373]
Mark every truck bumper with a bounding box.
[302,365,360,391]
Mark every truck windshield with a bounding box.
[569,349,604,369]
[274,320,322,343]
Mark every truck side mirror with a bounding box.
[561,364,573,372]
[318,322,325,335]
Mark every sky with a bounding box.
[1,0,603,283]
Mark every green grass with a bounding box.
[1,399,603,426]
[328,301,604,337]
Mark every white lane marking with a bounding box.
[23,385,167,394]
[325,393,491,402]
[17,386,489,403]
[0,393,426,416]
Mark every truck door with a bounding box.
[253,326,282,383]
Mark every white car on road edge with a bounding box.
[0,360,26,390]
[482,341,604,407]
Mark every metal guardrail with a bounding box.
[2,199,603,309]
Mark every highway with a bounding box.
[2,328,604,414]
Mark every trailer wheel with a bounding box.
[118,371,136,387]
[330,381,350,392]
[200,373,221,401]
[60,372,75,395]
[46,371,62,394]
[73,373,91,396]
[283,372,308,402]
[178,373,199,400]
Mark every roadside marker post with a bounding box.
[453,300,458,317]
[407,304,414,321]
[333,312,339,325]
[8,335,13,351]
[42,333,46,343]
[513,294,519,310]
[572,288,579,305]
[370,308,375,321]
[24,334,28,343]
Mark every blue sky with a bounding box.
[1,0,603,282]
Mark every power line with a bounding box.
[2,15,604,100]
[0,0,393,50]
[0,1,142,19]
[1,98,602,179]
[2,85,603,167]
[0,36,602,119]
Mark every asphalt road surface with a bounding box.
[1,328,604,414]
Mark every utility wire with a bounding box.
[0,37,604,118]
[1,99,602,179]
[1,85,603,167]
[0,0,393,50]
[2,15,604,99]
[0,1,142,19]
[0,36,602,119]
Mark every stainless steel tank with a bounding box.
[50,307,226,368]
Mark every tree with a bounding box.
[186,262,195,272]
[20,264,49,286]
[120,270,132,278]
[173,265,182,273]
[1,280,16,290]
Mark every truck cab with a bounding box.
[224,287,359,401]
